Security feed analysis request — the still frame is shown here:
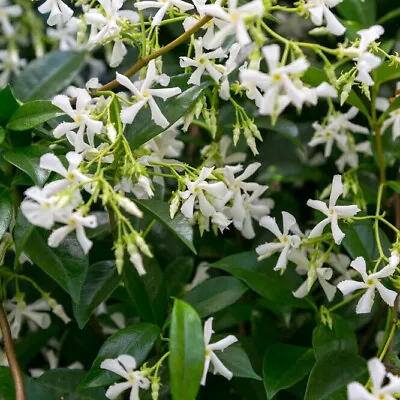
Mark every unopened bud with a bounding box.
[118,196,143,218]
[136,236,153,258]
[169,194,180,219]
[115,242,124,274]
[127,243,146,276]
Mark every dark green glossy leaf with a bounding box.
[0,126,5,144]
[342,219,391,268]
[73,260,121,329]
[135,199,196,254]
[183,276,248,318]
[165,256,194,297]
[0,186,12,239]
[123,257,167,326]
[13,213,89,300]
[3,146,50,186]
[216,341,261,380]
[13,51,86,101]
[81,323,160,389]
[312,315,358,360]
[377,7,400,24]
[337,0,376,27]
[125,74,211,149]
[211,252,315,309]
[169,299,204,400]
[305,351,367,400]
[374,61,400,87]
[254,117,301,148]
[7,100,65,131]
[0,85,20,126]
[263,344,315,399]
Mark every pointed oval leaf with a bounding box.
[263,344,315,399]
[7,100,65,131]
[305,351,367,400]
[0,186,12,240]
[169,299,205,400]
[312,315,358,360]
[0,85,20,126]
[13,51,85,101]
[3,146,51,186]
[80,323,160,389]
[124,74,211,149]
[73,260,121,329]
[183,276,248,318]
[135,199,196,254]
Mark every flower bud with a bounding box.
[127,243,146,275]
[136,236,153,258]
[169,194,180,219]
[47,297,71,324]
[115,242,124,274]
[118,196,143,218]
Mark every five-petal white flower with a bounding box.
[256,211,301,271]
[201,317,238,386]
[38,0,73,26]
[337,256,397,314]
[307,174,360,244]
[101,354,150,399]
[348,358,400,399]
[117,60,182,127]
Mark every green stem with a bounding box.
[328,291,364,312]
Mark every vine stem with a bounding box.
[0,301,25,400]
[98,15,212,92]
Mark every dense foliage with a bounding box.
[1,0,400,399]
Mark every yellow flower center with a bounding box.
[67,172,75,181]
[273,73,282,82]
[231,11,239,21]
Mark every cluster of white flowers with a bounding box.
[173,162,273,238]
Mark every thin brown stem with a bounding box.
[0,301,25,400]
[98,16,212,92]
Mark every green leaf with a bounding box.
[165,256,194,297]
[125,74,211,149]
[73,260,121,329]
[374,61,400,87]
[3,146,51,186]
[0,85,20,126]
[0,186,12,240]
[342,220,391,268]
[0,126,5,144]
[305,351,367,400]
[254,117,301,148]
[377,7,400,25]
[135,199,196,254]
[13,51,86,101]
[216,340,261,380]
[337,0,376,27]
[169,299,205,400]
[7,100,65,131]
[81,323,160,389]
[13,213,89,300]
[211,252,315,309]
[387,180,400,194]
[183,276,248,318]
[263,344,315,399]
[123,257,167,326]
[312,315,358,360]
[37,369,105,399]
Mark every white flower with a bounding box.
[179,167,229,220]
[348,358,400,399]
[5,298,51,339]
[101,355,150,399]
[389,250,400,268]
[256,212,301,271]
[201,317,238,386]
[47,17,81,51]
[85,0,139,67]
[48,212,98,254]
[0,48,26,87]
[337,256,397,314]
[219,43,241,100]
[239,44,310,117]
[21,186,75,229]
[335,138,372,172]
[117,60,181,127]
[305,0,345,36]
[382,109,400,141]
[186,262,210,291]
[346,25,384,86]
[309,120,347,157]
[0,0,22,37]
[179,38,226,85]
[132,176,154,199]
[40,152,91,193]
[52,89,103,152]
[329,252,355,283]
[135,0,193,26]
[291,253,337,301]
[307,174,360,244]
[199,0,264,48]
[38,0,73,26]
